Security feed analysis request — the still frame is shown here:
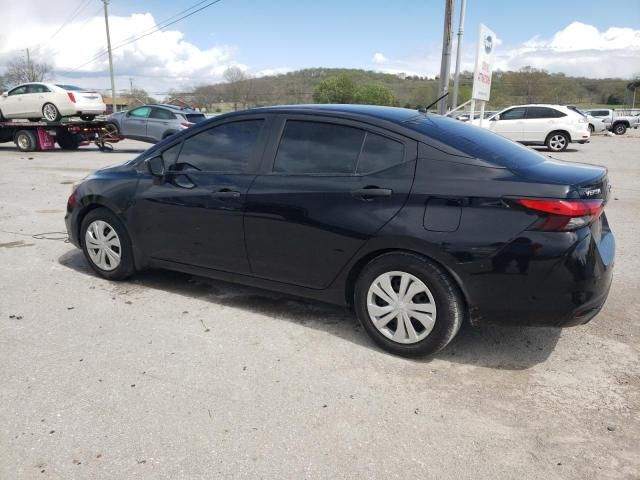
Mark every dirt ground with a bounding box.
[0,131,638,479]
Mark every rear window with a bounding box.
[185,113,206,123]
[405,115,545,168]
[55,84,84,91]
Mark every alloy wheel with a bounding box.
[16,134,31,151]
[43,104,58,122]
[548,134,567,151]
[84,220,121,271]
[366,271,437,344]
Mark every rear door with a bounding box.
[147,107,177,141]
[25,84,50,116]
[524,106,565,142]
[130,116,268,273]
[122,106,152,138]
[244,115,416,289]
[490,107,526,140]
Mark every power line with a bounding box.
[33,0,93,50]
[65,0,223,73]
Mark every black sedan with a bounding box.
[65,105,615,356]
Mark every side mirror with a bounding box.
[145,155,165,178]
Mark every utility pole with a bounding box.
[129,77,134,95]
[26,48,33,81]
[102,0,116,113]
[451,0,467,109]
[437,0,455,114]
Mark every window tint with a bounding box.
[404,115,545,168]
[274,121,365,174]
[500,108,526,120]
[162,142,182,168]
[55,85,84,91]
[356,133,404,173]
[8,86,27,96]
[526,107,565,119]
[185,113,206,123]
[27,84,50,94]
[150,107,176,120]
[176,120,263,172]
[128,107,152,118]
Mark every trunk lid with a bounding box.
[75,91,104,105]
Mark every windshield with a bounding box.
[404,115,545,168]
[55,84,85,91]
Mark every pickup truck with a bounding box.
[585,109,640,135]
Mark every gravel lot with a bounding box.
[1,131,638,480]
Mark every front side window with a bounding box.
[500,108,526,120]
[274,121,365,174]
[128,107,152,118]
[8,86,27,96]
[175,120,263,172]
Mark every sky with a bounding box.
[0,0,639,95]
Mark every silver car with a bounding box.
[107,104,206,143]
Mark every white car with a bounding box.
[0,83,106,122]
[473,104,590,152]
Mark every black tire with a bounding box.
[80,207,135,281]
[28,117,42,123]
[56,131,80,150]
[545,131,569,152]
[80,115,96,121]
[105,122,119,136]
[42,103,62,122]
[14,130,38,152]
[613,123,627,135]
[354,252,465,357]
[588,124,595,134]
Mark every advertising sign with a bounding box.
[471,24,496,102]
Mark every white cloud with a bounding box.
[372,52,388,64]
[0,3,243,94]
[369,22,640,79]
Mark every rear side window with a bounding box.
[27,84,50,94]
[526,107,566,119]
[177,120,263,172]
[274,121,365,174]
[150,108,176,120]
[356,133,404,173]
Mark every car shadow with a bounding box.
[58,249,561,370]
[532,147,579,153]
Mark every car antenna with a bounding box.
[421,92,449,113]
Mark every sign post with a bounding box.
[471,24,496,127]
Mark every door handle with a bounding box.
[351,187,392,200]
[211,188,241,199]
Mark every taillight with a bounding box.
[67,92,76,103]
[67,190,78,209]
[515,198,604,231]
[180,122,194,128]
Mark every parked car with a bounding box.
[107,104,207,143]
[473,104,590,152]
[0,83,105,122]
[65,105,614,357]
[584,108,640,135]
[566,105,608,134]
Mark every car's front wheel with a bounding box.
[545,132,569,152]
[354,252,464,357]
[42,103,62,122]
[80,208,135,280]
[613,123,627,135]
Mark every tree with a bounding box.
[223,66,250,111]
[123,88,156,108]
[354,84,397,106]
[0,74,7,92]
[4,55,51,86]
[313,74,357,103]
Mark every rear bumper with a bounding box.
[464,217,615,328]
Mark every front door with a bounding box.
[122,106,152,138]
[2,85,28,117]
[129,118,267,273]
[245,117,416,289]
[490,107,526,141]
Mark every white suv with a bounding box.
[474,104,590,152]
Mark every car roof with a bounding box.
[152,103,201,113]
[242,104,423,123]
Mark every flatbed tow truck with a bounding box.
[0,119,121,152]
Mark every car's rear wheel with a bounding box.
[354,252,464,357]
[80,115,95,121]
[42,103,62,122]
[14,130,38,152]
[80,208,135,281]
[545,132,569,152]
[588,124,595,134]
[613,123,627,135]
